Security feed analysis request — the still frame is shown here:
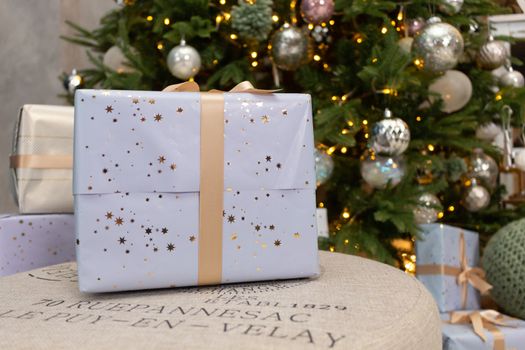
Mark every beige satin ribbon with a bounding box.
[449,310,516,350]
[10,154,73,169]
[163,81,274,285]
[417,232,492,308]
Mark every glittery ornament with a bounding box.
[300,0,335,25]
[414,193,442,224]
[428,70,472,113]
[311,25,332,44]
[500,66,525,88]
[166,40,201,80]
[438,0,463,15]
[270,24,312,71]
[468,148,498,189]
[63,69,84,94]
[314,148,334,186]
[397,37,413,54]
[412,17,464,73]
[103,45,135,74]
[477,36,508,70]
[463,181,490,212]
[370,109,410,156]
[407,17,425,37]
[361,154,405,189]
[476,122,502,142]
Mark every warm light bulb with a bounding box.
[448,205,455,212]
[313,54,321,61]
[341,147,348,154]
[146,15,153,21]
[157,42,164,50]
[416,116,422,122]
[164,18,170,25]
[427,144,435,152]
[224,12,231,20]
[220,0,226,4]
[327,146,337,155]
[495,93,503,101]
[230,34,238,40]
[216,15,223,24]
[319,202,324,208]
[251,61,258,67]
[329,20,335,25]
[342,211,350,219]
[347,121,354,127]
[362,120,368,125]
[250,51,258,58]
[438,212,444,219]
[308,23,314,30]
[381,27,388,34]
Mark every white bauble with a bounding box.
[167,40,201,80]
[500,67,525,88]
[463,183,490,212]
[477,37,508,70]
[439,0,464,14]
[476,122,502,142]
[397,37,413,54]
[103,45,135,73]
[428,70,472,113]
[514,149,525,171]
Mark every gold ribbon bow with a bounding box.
[449,310,516,350]
[417,232,492,308]
[163,81,275,285]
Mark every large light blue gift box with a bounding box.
[416,224,481,312]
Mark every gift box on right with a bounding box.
[415,223,492,313]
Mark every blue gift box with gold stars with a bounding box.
[73,88,320,292]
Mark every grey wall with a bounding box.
[0,0,114,213]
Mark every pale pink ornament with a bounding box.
[300,0,335,25]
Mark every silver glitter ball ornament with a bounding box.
[500,67,525,88]
[314,148,334,186]
[468,148,498,189]
[300,0,335,25]
[407,17,425,37]
[360,154,405,189]
[370,109,410,156]
[270,23,312,71]
[167,40,201,80]
[477,37,508,70]
[414,193,442,224]
[63,69,84,94]
[439,0,463,15]
[412,17,464,73]
[463,182,490,212]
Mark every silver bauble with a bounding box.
[300,0,335,25]
[314,148,334,186]
[414,193,442,224]
[361,154,406,189]
[370,109,410,156]
[476,122,502,142]
[103,45,135,74]
[468,148,499,189]
[270,23,312,71]
[167,40,201,80]
[463,182,490,212]
[428,70,472,113]
[477,37,508,70]
[63,69,84,94]
[412,17,464,73]
[407,17,425,37]
[439,0,464,14]
[397,37,413,54]
[500,67,525,88]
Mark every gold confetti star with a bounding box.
[265,155,272,162]
[167,243,175,251]
[161,227,168,234]
[148,99,156,104]
[177,107,183,113]
[115,217,124,226]
[145,228,152,234]
[255,225,261,231]
[231,233,238,240]
[105,212,113,220]
[189,235,196,242]
[274,239,282,247]
[170,163,177,170]
[293,232,301,238]
[105,106,113,113]
[282,109,288,116]
[118,237,126,244]
[154,113,163,122]
[227,215,235,223]
[269,225,275,230]
[158,156,166,164]
[132,98,139,104]
[261,115,270,123]
[140,117,146,122]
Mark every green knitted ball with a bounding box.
[482,218,525,319]
[231,0,273,42]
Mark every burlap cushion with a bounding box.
[0,251,441,349]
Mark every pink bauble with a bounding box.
[300,0,335,24]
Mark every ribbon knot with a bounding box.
[449,310,515,350]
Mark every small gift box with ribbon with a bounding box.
[416,224,492,312]
[74,82,320,292]
[0,214,75,276]
[10,104,74,214]
[441,310,525,350]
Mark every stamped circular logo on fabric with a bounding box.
[27,263,78,283]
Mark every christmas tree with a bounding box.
[63,0,525,269]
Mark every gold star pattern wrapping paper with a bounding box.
[0,214,75,276]
[74,90,319,293]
